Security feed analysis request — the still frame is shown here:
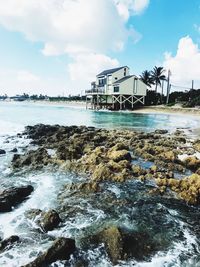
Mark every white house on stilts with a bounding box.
[85,66,147,110]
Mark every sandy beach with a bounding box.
[27,100,200,116]
[133,105,200,116]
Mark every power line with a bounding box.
[171,84,196,90]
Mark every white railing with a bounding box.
[85,86,105,94]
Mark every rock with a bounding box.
[96,226,123,264]
[21,237,76,267]
[25,209,61,232]
[174,136,186,143]
[85,226,157,264]
[0,149,6,155]
[0,235,19,251]
[156,174,200,205]
[154,129,168,134]
[92,163,112,181]
[0,185,34,212]
[38,210,61,232]
[183,156,200,171]
[161,151,177,162]
[193,140,200,152]
[64,182,100,194]
[107,150,132,162]
[174,130,184,136]
[12,148,50,169]
[132,165,147,177]
[10,148,18,153]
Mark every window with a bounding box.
[114,86,119,93]
[124,68,126,76]
[99,78,105,86]
[133,78,138,93]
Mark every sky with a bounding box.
[0,0,200,96]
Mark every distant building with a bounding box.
[85,66,147,110]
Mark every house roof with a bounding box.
[97,66,128,77]
[113,75,134,84]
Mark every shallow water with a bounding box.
[0,101,200,266]
[1,101,200,134]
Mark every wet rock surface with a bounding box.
[3,123,200,266]
[10,124,200,205]
[0,235,20,252]
[83,226,158,264]
[0,149,6,155]
[21,237,76,267]
[25,209,62,232]
[0,185,34,212]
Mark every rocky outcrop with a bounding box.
[25,209,61,232]
[193,140,200,152]
[0,149,6,155]
[84,226,157,264]
[11,124,200,205]
[156,174,200,205]
[21,237,76,267]
[10,148,18,153]
[0,185,34,212]
[183,156,200,171]
[12,148,51,169]
[0,235,19,251]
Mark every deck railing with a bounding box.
[85,86,105,94]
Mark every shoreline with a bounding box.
[29,100,200,116]
[2,99,200,116]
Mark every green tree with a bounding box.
[140,70,155,87]
[151,66,166,93]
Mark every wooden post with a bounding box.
[97,95,99,110]
[120,95,122,110]
[112,95,115,110]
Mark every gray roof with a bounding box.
[113,75,134,84]
[97,66,128,77]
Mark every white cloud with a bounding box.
[114,0,149,21]
[0,68,66,96]
[17,70,40,82]
[0,0,149,95]
[0,0,128,56]
[163,36,200,90]
[68,52,119,82]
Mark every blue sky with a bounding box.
[0,0,200,96]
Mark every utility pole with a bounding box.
[166,69,171,105]
[191,80,194,90]
[161,80,164,104]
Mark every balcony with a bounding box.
[85,86,105,94]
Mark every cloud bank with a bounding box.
[163,36,200,90]
[0,0,149,94]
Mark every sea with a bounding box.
[0,101,200,267]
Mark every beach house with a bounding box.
[85,66,147,110]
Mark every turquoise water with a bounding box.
[0,101,200,135]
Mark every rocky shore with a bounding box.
[12,124,200,204]
[1,123,200,266]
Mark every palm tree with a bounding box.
[139,70,155,87]
[150,66,166,93]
